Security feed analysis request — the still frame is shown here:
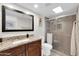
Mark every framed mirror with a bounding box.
[2,5,34,32]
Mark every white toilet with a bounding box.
[42,33,53,56]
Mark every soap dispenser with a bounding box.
[0,38,2,42]
[26,34,29,38]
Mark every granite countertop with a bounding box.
[0,37,41,52]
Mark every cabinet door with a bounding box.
[0,45,25,56]
[26,40,41,56]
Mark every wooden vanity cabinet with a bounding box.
[25,40,41,56]
[0,40,41,56]
[0,45,25,56]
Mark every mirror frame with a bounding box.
[2,5,34,32]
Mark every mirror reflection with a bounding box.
[2,6,34,32]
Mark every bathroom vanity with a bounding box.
[0,5,41,56]
[0,36,41,56]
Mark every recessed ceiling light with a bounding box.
[52,6,63,13]
[34,4,38,8]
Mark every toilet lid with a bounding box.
[42,43,52,49]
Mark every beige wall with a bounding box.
[50,15,76,55]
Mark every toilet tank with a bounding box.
[47,33,53,45]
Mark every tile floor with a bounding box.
[50,49,68,56]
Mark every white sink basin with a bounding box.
[13,39,29,44]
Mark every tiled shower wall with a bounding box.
[50,15,76,55]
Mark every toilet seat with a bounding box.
[42,43,52,49]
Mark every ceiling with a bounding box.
[15,3,79,18]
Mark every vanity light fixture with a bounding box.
[52,6,63,13]
[34,4,38,8]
